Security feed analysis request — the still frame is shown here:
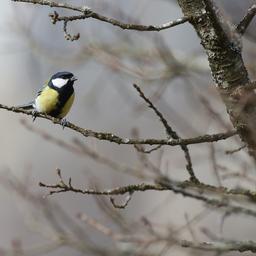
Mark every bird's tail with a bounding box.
[16,101,34,110]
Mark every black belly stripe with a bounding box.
[49,84,74,117]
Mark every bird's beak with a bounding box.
[71,76,78,82]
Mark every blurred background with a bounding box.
[0,0,255,255]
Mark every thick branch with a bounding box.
[77,213,256,253]
[176,0,256,159]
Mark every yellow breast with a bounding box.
[35,86,75,118]
[35,86,59,113]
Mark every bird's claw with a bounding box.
[60,118,68,129]
[32,110,38,122]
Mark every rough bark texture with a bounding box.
[177,0,256,158]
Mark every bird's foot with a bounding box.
[60,118,68,129]
[32,110,38,122]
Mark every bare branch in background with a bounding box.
[176,240,256,253]
[77,212,256,253]
[39,169,256,209]
[12,0,189,41]
[225,145,246,155]
[209,144,222,186]
[21,119,147,179]
[4,168,256,255]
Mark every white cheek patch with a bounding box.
[52,78,68,88]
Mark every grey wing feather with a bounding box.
[16,85,45,110]
[16,101,35,110]
[36,89,42,97]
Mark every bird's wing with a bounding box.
[17,82,48,110]
[36,81,49,97]
[36,89,42,97]
[16,101,34,109]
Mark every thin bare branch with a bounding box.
[225,145,246,155]
[134,144,163,154]
[63,19,80,41]
[39,170,256,211]
[12,0,189,36]
[133,84,197,182]
[0,241,64,256]
[209,144,222,186]
[51,12,189,32]
[39,169,166,196]
[77,213,124,241]
[110,192,134,209]
[12,0,84,12]
[0,104,237,146]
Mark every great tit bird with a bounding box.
[18,71,77,123]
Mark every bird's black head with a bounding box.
[49,71,77,89]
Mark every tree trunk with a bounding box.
[177,0,256,159]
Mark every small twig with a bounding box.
[225,145,246,155]
[236,4,256,35]
[63,19,80,41]
[0,241,64,256]
[133,144,163,176]
[12,0,85,12]
[133,84,176,140]
[133,84,198,183]
[221,171,256,186]
[77,213,124,240]
[110,192,134,209]
[78,213,156,244]
[49,11,81,41]
[132,128,165,158]
[134,144,163,154]
[210,144,222,186]
[141,217,160,238]
[201,227,225,242]
[199,95,231,130]
[184,213,198,241]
